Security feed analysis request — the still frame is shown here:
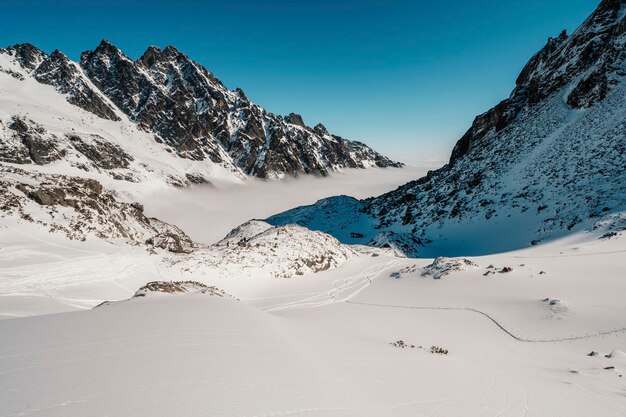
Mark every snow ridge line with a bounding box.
[345,300,626,343]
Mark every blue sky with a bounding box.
[2,0,600,164]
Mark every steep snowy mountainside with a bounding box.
[0,40,401,181]
[267,0,626,257]
[33,49,120,121]
[451,0,626,164]
[0,49,245,188]
[81,40,402,177]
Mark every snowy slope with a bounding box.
[0,205,365,317]
[0,48,247,189]
[0,231,625,417]
[268,0,626,256]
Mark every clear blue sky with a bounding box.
[2,0,600,164]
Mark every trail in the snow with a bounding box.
[345,300,626,343]
[512,249,626,259]
[262,260,403,313]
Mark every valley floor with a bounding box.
[1,224,625,416]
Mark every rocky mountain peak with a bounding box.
[285,113,306,128]
[234,87,247,99]
[162,44,182,56]
[314,123,329,136]
[1,43,46,71]
[49,49,67,60]
[30,48,121,121]
[33,48,74,83]
[137,45,161,67]
[94,39,123,56]
[80,39,134,78]
[137,44,185,68]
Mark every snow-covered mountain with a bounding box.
[0,40,401,288]
[267,0,626,256]
[0,41,401,184]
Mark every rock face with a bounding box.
[133,281,230,298]
[267,0,626,256]
[0,164,191,247]
[0,40,401,179]
[67,134,133,169]
[450,0,626,165]
[0,116,63,165]
[1,43,45,71]
[33,50,120,121]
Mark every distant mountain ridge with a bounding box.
[267,0,626,256]
[0,41,401,180]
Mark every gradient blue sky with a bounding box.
[2,0,600,164]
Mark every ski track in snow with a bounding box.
[260,245,626,344]
[261,260,403,313]
[345,300,626,343]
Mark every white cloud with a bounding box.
[141,166,429,244]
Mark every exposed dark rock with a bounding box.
[33,50,120,121]
[76,40,401,177]
[9,117,29,133]
[133,281,230,298]
[68,134,133,169]
[285,113,306,127]
[0,117,62,165]
[567,71,609,108]
[185,173,212,185]
[21,133,62,165]
[1,43,46,71]
[28,188,66,206]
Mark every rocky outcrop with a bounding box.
[67,134,133,169]
[172,220,357,279]
[146,217,195,254]
[0,117,63,165]
[0,165,191,246]
[133,281,230,298]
